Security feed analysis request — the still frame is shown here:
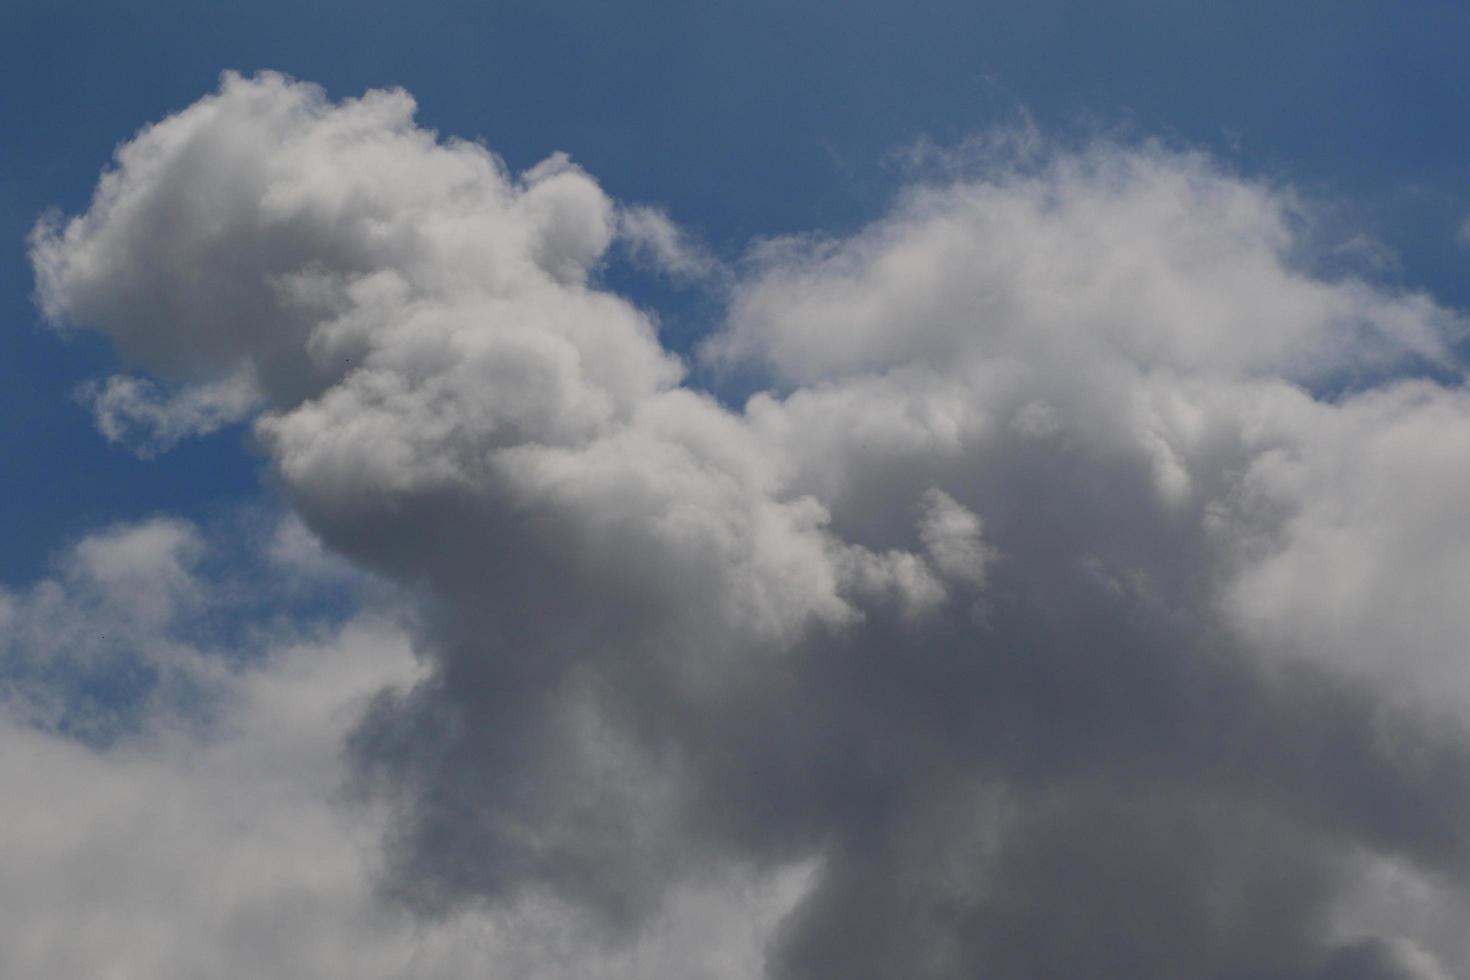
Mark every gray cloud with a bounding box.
[0,519,804,978]
[29,72,1470,977]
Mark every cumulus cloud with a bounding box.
[0,519,808,978]
[26,71,1470,978]
[709,145,1458,384]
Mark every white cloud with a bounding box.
[617,204,724,282]
[26,73,1470,979]
[1207,379,1470,706]
[709,144,1459,385]
[80,368,260,456]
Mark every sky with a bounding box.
[5,3,1470,978]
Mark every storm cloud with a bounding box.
[28,71,1470,977]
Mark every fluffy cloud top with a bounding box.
[23,72,1470,978]
[712,145,1457,383]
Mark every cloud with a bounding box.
[0,517,209,739]
[28,72,1470,977]
[617,203,725,283]
[0,519,807,979]
[709,143,1459,386]
[79,368,260,456]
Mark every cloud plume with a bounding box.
[28,71,1470,977]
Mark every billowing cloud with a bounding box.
[25,71,1470,978]
[0,519,808,978]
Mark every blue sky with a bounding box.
[9,5,1470,977]
[6,0,1470,579]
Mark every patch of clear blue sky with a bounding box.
[3,0,1470,581]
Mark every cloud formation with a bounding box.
[0,519,810,978]
[27,71,1470,977]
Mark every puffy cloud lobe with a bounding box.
[0,518,208,738]
[32,70,674,433]
[1210,380,1470,705]
[0,521,806,979]
[30,72,1470,977]
[709,146,1458,385]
